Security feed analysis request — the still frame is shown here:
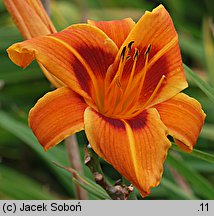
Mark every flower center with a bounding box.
[100,42,165,119]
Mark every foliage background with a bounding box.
[0,0,214,199]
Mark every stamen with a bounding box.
[121,46,127,61]
[103,45,129,113]
[128,41,134,52]
[114,48,139,114]
[114,46,128,80]
[128,45,150,105]
[123,48,139,96]
[134,44,152,97]
[144,44,152,56]
[103,85,119,115]
[107,47,126,93]
[133,48,139,59]
[143,75,165,107]
[140,44,151,86]
[120,44,152,115]
[107,43,131,94]
[104,41,139,114]
[127,75,166,117]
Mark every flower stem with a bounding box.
[65,136,88,199]
[84,145,134,200]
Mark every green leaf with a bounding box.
[0,165,59,199]
[0,111,111,199]
[203,17,214,84]
[72,178,109,200]
[167,153,214,199]
[171,143,214,163]
[184,63,214,103]
[201,124,214,141]
[53,162,111,200]
[0,110,74,196]
[161,178,197,200]
[179,34,204,65]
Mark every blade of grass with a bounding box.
[53,162,111,200]
[161,178,198,200]
[201,124,214,141]
[167,153,214,199]
[0,111,110,199]
[0,165,59,199]
[184,63,214,103]
[0,110,74,196]
[179,34,204,65]
[72,178,109,200]
[171,143,214,163]
[203,17,214,84]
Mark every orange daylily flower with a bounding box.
[3,0,63,87]
[7,5,205,196]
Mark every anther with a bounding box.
[133,48,139,60]
[128,41,134,52]
[144,44,152,56]
[121,46,127,61]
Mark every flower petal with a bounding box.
[29,87,87,151]
[154,93,206,152]
[107,5,187,107]
[138,41,187,107]
[3,0,56,39]
[7,24,118,101]
[88,18,135,48]
[84,107,171,196]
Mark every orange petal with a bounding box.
[7,24,118,102]
[38,63,64,88]
[154,93,206,152]
[3,0,56,39]
[84,107,171,197]
[88,18,135,48]
[107,5,187,106]
[29,87,87,150]
[138,41,187,108]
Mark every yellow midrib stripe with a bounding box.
[122,120,141,182]
[47,35,97,84]
[46,35,101,108]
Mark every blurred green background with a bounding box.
[0,0,214,200]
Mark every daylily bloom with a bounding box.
[3,0,63,87]
[7,5,205,196]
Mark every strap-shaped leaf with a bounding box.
[184,63,214,103]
